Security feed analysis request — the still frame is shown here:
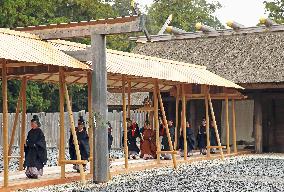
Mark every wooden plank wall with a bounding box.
[0,110,146,149]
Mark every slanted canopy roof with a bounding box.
[48,39,243,92]
[0,29,90,83]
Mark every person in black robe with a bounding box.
[197,118,207,155]
[161,120,175,160]
[107,121,113,152]
[24,115,47,179]
[179,121,195,157]
[69,116,90,172]
[209,120,218,154]
[122,119,141,159]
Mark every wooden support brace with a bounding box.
[63,82,86,182]
[154,80,161,164]
[87,72,94,175]
[175,85,179,150]
[127,81,131,118]
[8,78,25,156]
[59,67,66,178]
[156,151,178,154]
[205,86,211,158]
[181,84,187,160]
[122,75,129,169]
[225,97,230,154]
[2,62,9,187]
[208,92,224,160]
[207,146,226,149]
[19,77,27,171]
[157,83,177,169]
[232,99,238,153]
[8,156,21,159]
[60,160,88,164]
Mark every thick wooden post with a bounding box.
[157,85,177,168]
[19,77,27,171]
[225,97,230,154]
[87,72,94,174]
[175,85,179,150]
[232,99,237,153]
[2,62,9,187]
[154,80,160,163]
[205,87,210,157]
[64,83,85,182]
[59,67,65,178]
[91,33,109,183]
[127,81,131,118]
[254,96,263,153]
[122,75,128,169]
[181,84,187,160]
[8,79,24,156]
[208,93,224,160]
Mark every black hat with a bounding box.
[31,115,41,127]
[78,116,85,125]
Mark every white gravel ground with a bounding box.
[15,154,284,192]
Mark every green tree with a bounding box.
[264,0,284,23]
[147,0,223,34]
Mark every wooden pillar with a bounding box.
[127,81,131,118]
[225,97,230,154]
[87,72,94,174]
[122,75,128,169]
[2,62,9,187]
[181,84,187,160]
[254,96,263,153]
[205,87,210,157]
[19,77,27,171]
[232,99,237,153]
[59,67,65,178]
[64,83,85,182]
[175,85,179,150]
[154,80,160,163]
[91,33,109,183]
[8,79,24,156]
[208,92,224,160]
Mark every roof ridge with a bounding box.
[0,28,40,40]
[131,24,284,42]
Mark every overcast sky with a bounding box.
[136,0,269,27]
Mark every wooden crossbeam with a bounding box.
[60,160,88,164]
[207,146,226,149]
[156,151,178,154]
[17,15,145,39]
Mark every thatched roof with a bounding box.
[133,29,284,84]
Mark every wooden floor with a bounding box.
[0,150,253,192]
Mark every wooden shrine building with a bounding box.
[131,22,284,153]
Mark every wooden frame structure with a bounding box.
[170,85,243,159]
[1,15,244,189]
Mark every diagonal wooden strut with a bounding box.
[8,78,25,156]
[157,81,177,169]
[207,91,224,160]
[63,81,86,182]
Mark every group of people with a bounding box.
[23,115,219,179]
[123,117,219,160]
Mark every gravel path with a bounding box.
[16,154,284,192]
